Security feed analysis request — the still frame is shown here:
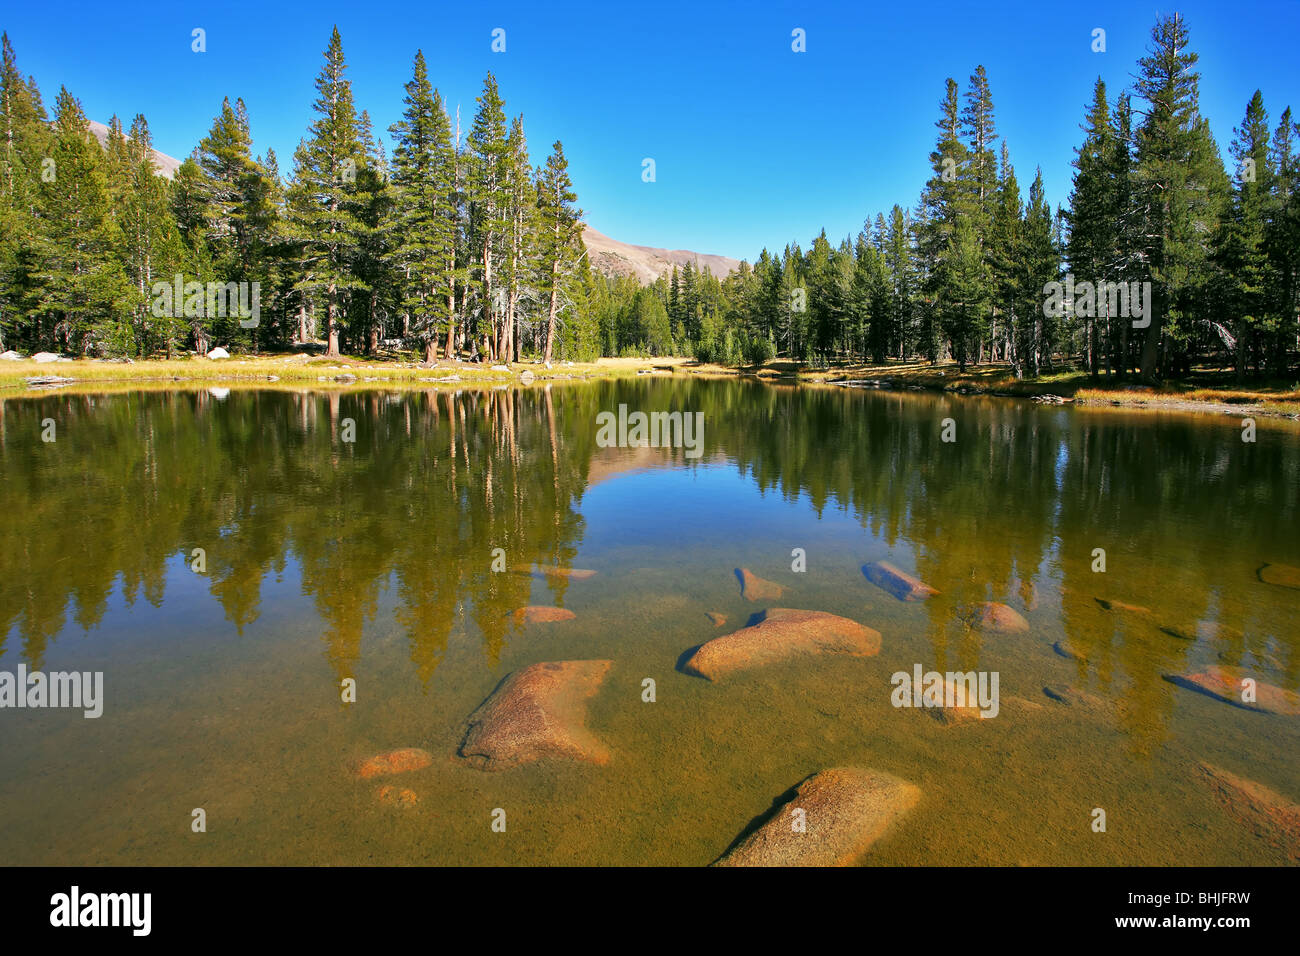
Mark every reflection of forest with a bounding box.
[1,382,1295,720]
[0,387,599,680]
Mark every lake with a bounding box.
[1,378,1297,865]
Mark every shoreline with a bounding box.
[3,353,1299,420]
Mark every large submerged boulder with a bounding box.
[1257,563,1300,590]
[862,561,938,602]
[714,767,920,866]
[1163,666,1300,715]
[1198,762,1300,861]
[459,660,613,770]
[682,608,881,681]
[736,568,786,602]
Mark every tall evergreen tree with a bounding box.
[1131,13,1225,380]
[385,51,457,362]
[34,87,130,354]
[535,140,582,364]
[466,73,510,360]
[285,27,368,356]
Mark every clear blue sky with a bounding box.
[4,1,1298,260]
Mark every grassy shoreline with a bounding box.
[4,352,1299,419]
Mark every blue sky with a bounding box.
[4,1,1298,260]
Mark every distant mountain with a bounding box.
[88,126,737,284]
[582,226,741,285]
[88,120,183,179]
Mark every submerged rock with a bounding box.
[926,679,990,725]
[682,608,881,681]
[459,660,613,770]
[706,612,727,627]
[1042,684,1110,711]
[513,564,597,580]
[1095,597,1152,616]
[1257,563,1300,590]
[1198,763,1300,861]
[511,606,576,624]
[355,748,434,779]
[1053,639,1089,663]
[862,561,938,602]
[736,567,786,602]
[714,767,920,866]
[375,785,419,808]
[961,602,1029,634]
[1160,620,1244,643]
[1164,667,1300,715]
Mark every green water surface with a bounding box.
[0,379,1296,865]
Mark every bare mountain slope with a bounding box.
[88,120,183,179]
[583,226,741,284]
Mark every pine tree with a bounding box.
[116,115,185,355]
[1212,90,1273,377]
[961,65,999,360]
[34,87,131,354]
[285,27,368,356]
[918,78,972,363]
[535,140,582,364]
[1264,108,1299,374]
[989,142,1024,371]
[502,115,534,361]
[1066,79,1116,375]
[385,51,457,362]
[193,97,280,350]
[1020,169,1058,375]
[884,205,914,359]
[0,33,51,350]
[1131,12,1225,380]
[351,108,392,355]
[941,216,987,369]
[466,73,510,360]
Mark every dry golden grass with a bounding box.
[4,352,1298,417]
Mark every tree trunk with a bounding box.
[326,283,339,357]
[543,259,559,364]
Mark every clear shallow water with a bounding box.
[0,380,1296,865]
